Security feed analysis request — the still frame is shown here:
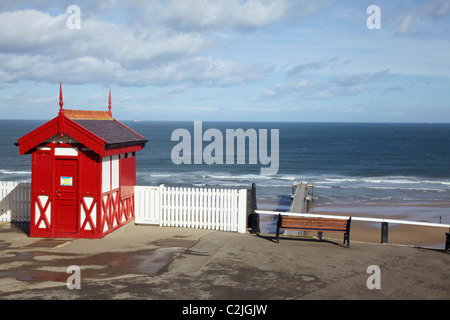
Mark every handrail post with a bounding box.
[247,183,259,234]
[445,232,450,253]
[381,222,389,244]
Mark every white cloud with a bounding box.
[253,69,391,102]
[112,56,265,87]
[397,14,415,35]
[0,10,67,54]
[0,9,209,64]
[252,79,330,101]
[332,69,390,87]
[395,0,450,35]
[132,0,320,31]
[0,8,263,87]
[0,1,448,123]
[233,107,282,113]
[287,56,338,77]
[149,105,219,112]
[0,1,335,88]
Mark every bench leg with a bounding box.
[344,232,350,248]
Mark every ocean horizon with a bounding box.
[1,119,449,224]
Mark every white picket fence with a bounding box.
[0,182,31,222]
[0,182,248,234]
[135,185,248,233]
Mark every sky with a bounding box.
[0,0,449,122]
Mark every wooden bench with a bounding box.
[276,214,352,248]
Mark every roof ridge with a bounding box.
[63,109,113,120]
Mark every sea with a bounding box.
[1,120,450,224]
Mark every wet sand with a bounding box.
[257,198,450,248]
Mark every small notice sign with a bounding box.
[60,176,73,186]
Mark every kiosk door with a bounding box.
[54,159,78,233]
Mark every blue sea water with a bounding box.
[1,120,450,222]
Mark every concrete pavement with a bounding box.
[0,221,449,300]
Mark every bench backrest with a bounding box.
[280,216,350,232]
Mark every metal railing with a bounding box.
[255,210,450,245]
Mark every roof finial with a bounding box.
[59,82,63,111]
[108,89,112,116]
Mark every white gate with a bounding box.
[135,185,247,233]
[0,182,31,222]
[134,186,161,225]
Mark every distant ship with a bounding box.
[134,119,141,122]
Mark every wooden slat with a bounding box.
[282,226,346,232]
[282,221,347,228]
[282,220,347,227]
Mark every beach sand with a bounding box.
[257,199,450,249]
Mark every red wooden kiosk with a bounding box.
[17,84,147,238]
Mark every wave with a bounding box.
[0,169,31,175]
[320,175,449,185]
[431,181,450,186]
[142,170,302,184]
[140,170,450,187]
[2,165,448,205]
[322,178,358,183]
[147,174,174,178]
[315,184,448,192]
